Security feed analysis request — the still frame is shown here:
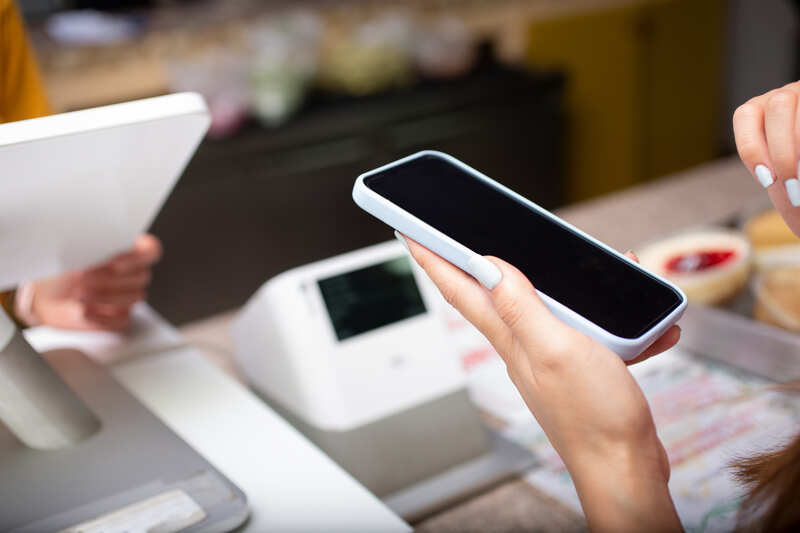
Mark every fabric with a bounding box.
[0,0,51,326]
[0,0,50,123]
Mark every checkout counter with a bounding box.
[0,85,787,531]
[180,157,775,532]
[24,305,410,533]
[0,95,410,533]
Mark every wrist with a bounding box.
[13,282,40,328]
[569,436,680,533]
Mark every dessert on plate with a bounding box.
[637,230,752,305]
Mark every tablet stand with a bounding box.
[0,325,249,532]
[0,93,247,532]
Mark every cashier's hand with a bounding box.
[401,235,682,533]
[734,81,800,236]
[18,234,162,331]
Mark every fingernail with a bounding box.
[394,230,410,253]
[466,255,502,290]
[755,165,774,188]
[786,178,800,206]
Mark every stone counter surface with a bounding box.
[179,157,764,532]
[557,157,762,252]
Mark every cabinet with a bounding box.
[526,0,725,201]
[148,62,565,323]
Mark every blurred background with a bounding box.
[19,0,800,325]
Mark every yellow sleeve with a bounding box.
[0,0,51,123]
[0,1,51,326]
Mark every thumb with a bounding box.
[134,234,163,265]
[484,256,566,348]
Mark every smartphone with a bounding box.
[352,151,687,360]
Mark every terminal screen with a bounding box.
[318,257,427,341]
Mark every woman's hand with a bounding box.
[402,236,682,533]
[734,81,800,235]
[19,234,162,331]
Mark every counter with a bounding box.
[178,157,764,532]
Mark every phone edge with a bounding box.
[353,150,688,360]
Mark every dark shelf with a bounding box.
[148,62,566,324]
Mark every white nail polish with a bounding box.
[755,165,774,188]
[466,256,502,290]
[394,230,410,253]
[786,179,800,207]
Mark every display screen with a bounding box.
[363,154,683,339]
[318,257,427,341]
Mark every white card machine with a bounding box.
[232,241,465,431]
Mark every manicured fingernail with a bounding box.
[786,178,800,206]
[755,165,774,188]
[394,230,410,253]
[466,255,502,290]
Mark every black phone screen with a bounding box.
[363,154,683,339]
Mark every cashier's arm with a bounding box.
[401,236,682,533]
[17,234,162,331]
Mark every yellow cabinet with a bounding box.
[526,0,724,202]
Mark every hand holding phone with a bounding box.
[401,235,682,531]
[353,151,684,529]
[352,151,687,360]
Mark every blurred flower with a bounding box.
[167,49,251,138]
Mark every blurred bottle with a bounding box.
[318,11,415,96]
[248,10,322,127]
[413,16,476,80]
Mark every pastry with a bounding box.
[744,209,800,271]
[753,266,800,331]
[637,230,752,305]
[745,209,800,248]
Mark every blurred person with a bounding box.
[1,0,161,330]
[397,81,800,533]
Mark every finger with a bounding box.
[483,256,571,351]
[82,310,131,331]
[85,303,130,317]
[625,326,681,366]
[79,268,152,292]
[98,234,164,275]
[134,234,163,264]
[403,235,512,350]
[80,302,131,330]
[764,89,798,183]
[733,99,776,189]
[624,250,639,263]
[80,287,146,308]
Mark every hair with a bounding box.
[733,430,800,532]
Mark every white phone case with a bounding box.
[352,150,687,360]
